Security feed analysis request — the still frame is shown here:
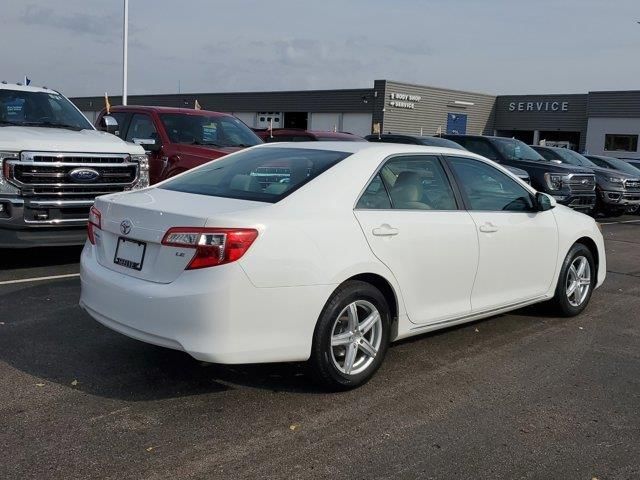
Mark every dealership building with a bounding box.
[72,80,640,159]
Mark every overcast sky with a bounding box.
[2,0,639,97]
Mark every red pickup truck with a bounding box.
[96,106,262,184]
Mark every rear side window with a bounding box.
[356,155,458,210]
[161,147,350,203]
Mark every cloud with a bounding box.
[19,5,118,37]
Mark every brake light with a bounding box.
[162,227,259,269]
[87,206,101,245]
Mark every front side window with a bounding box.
[605,134,638,152]
[161,147,350,203]
[447,156,534,212]
[0,88,92,130]
[125,114,158,142]
[357,155,458,210]
[108,112,128,138]
[159,113,261,147]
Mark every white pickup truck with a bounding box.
[0,83,149,248]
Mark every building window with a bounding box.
[604,134,638,152]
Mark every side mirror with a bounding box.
[132,138,161,152]
[98,115,119,135]
[550,159,563,165]
[536,192,556,211]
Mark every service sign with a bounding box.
[389,92,422,109]
[508,101,569,112]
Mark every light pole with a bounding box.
[122,0,129,105]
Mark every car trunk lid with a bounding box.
[93,188,265,283]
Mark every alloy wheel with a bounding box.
[566,256,592,307]
[330,300,383,375]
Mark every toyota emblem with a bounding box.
[120,219,132,235]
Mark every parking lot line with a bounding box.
[599,219,640,225]
[0,273,80,286]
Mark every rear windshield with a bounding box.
[160,147,350,203]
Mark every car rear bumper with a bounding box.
[79,244,331,364]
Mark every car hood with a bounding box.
[518,159,594,175]
[589,165,637,179]
[0,126,144,154]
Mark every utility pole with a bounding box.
[122,0,129,105]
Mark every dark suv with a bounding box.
[532,146,640,217]
[442,135,596,213]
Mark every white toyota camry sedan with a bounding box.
[80,142,606,390]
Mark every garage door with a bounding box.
[342,113,372,137]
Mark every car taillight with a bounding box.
[161,227,259,270]
[87,206,101,245]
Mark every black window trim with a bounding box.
[443,154,537,213]
[353,153,464,212]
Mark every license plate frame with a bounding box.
[114,237,147,271]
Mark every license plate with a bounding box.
[114,237,146,271]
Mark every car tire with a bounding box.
[310,280,391,391]
[550,243,596,317]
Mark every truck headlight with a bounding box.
[544,173,568,191]
[0,151,20,194]
[130,154,150,189]
[607,176,624,184]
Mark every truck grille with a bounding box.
[7,152,138,196]
[625,179,640,191]
[27,154,128,164]
[566,174,596,192]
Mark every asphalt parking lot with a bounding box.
[1,217,638,480]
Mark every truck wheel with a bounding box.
[310,281,391,391]
[550,243,596,317]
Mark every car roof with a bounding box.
[0,83,58,94]
[258,141,475,156]
[109,105,229,116]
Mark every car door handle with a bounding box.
[479,222,499,233]
[372,225,399,237]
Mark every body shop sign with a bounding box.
[390,92,421,109]
[509,100,569,112]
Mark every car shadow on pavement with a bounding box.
[0,245,83,270]
[0,283,325,399]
